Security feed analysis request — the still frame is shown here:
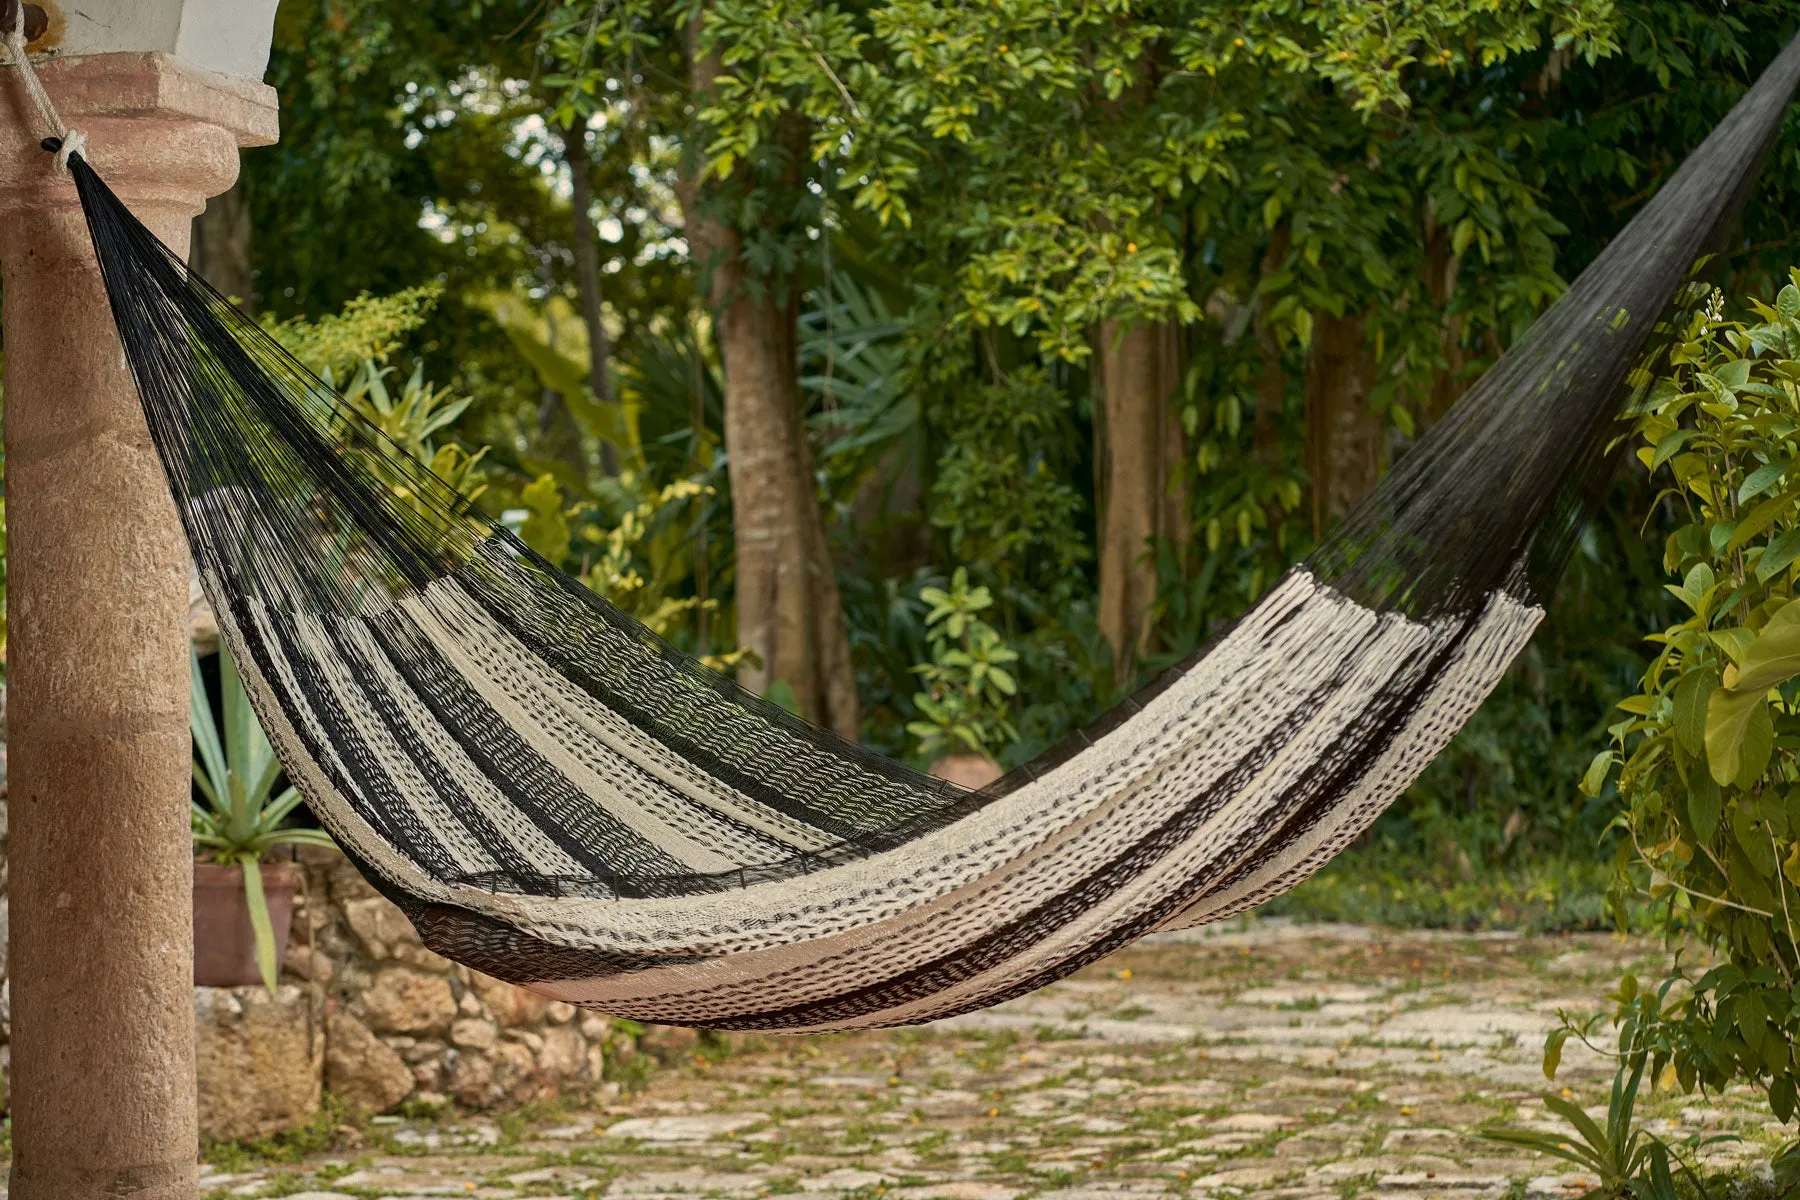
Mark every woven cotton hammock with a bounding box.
[15,33,1800,1031]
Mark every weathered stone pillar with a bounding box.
[0,48,275,1199]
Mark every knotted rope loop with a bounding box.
[4,17,83,171]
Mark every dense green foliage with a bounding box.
[905,570,1021,764]
[1585,273,1800,1123]
[84,3,1800,871]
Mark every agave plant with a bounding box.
[190,644,336,992]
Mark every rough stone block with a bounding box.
[325,1008,413,1114]
[396,1037,447,1064]
[452,1017,498,1051]
[196,984,322,1143]
[362,966,456,1036]
[341,895,423,960]
[640,1023,700,1063]
[285,946,334,986]
[471,971,550,1028]
[492,1039,541,1100]
[449,1047,499,1108]
[539,1024,586,1077]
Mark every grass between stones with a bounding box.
[177,918,1791,1200]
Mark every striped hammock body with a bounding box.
[222,549,1535,1029]
[54,35,1800,1030]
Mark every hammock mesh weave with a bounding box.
[51,35,1800,1030]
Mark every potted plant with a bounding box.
[191,643,335,991]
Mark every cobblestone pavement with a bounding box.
[200,919,1788,1200]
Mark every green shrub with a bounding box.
[1262,848,1620,933]
[264,284,443,382]
[906,568,1021,765]
[1588,271,1800,1124]
[1484,983,1740,1200]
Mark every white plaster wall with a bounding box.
[56,0,280,80]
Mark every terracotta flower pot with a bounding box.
[928,752,1004,790]
[193,860,302,987]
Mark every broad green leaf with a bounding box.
[1692,773,1720,841]
[1673,668,1720,757]
[1686,562,1716,602]
[1749,324,1790,357]
[1735,700,1775,789]
[1723,599,1800,692]
[1651,428,1700,471]
[1715,359,1753,390]
[1580,750,1613,798]
[1728,491,1791,551]
[1779,283,1800,324]
[1706,689,1766,786]
[1735,804,1778,876]
[1699,372,1739,407]
[1710,627,1756,664]
[1667,561,1715,613]
[1688,771,1720,840]
[1772,1075,1797,1123]
[1757,528,1800,582]
[1543,1027,1569,1080]
[1739,460,1789,503]
[1727,841,1779,912]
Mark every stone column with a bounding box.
[0,52,275,1199]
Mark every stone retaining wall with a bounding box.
[293,846,622,1116]
[0,835,637,1142]
[190,846,633,1140]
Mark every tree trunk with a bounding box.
[1303,311,1382,530]
[1422,214,1467,424]
[189,180,253,311]
[1096,317,1187,682]
[1251,226,1292,466]
[848,444,931,581]
[565,120,619,476]
[536,390,587,482]
[681,18,859,737]
[533,280,589,486]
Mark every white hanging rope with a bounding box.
[5,18,84,171]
